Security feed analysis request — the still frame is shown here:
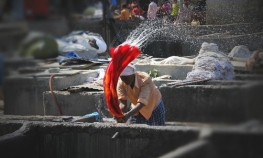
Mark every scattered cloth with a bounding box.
[157,56,195,65]
[86,69,105,83]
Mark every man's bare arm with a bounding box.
[119,99,128,112]
[125,102,144,119]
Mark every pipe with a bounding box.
[49,75,62,116]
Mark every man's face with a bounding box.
[120,74,135,86]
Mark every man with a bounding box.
[131,4,145,20]
[132,4,145,16]
[114,3,130,20]
[109,0,117,12]
[147,0,158,19]
[116,64,165,126]
[170,0,179,22]
[176,0,193,24]
[130,0,138,9]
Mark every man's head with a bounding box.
[120,64,136,86]
[121,3,127,9]
[131,1,137,8]
[184,0,190,5]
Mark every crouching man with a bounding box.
[115,64,165,126]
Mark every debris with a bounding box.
[147,69,159,78]
[111,132,119,139]
[48,68,60,73]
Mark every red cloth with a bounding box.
[103,44,140,117]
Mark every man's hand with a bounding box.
[115,102,144,123]
[114,114,128,123]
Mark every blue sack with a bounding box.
[83,112,100,122]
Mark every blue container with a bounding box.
[71,112,100,123]
[83,112,100,121]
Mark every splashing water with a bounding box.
[104,18,263,118]
[121,19,204,55]
[104,19,198,118]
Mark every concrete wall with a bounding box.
[4,71,98,115]
[42,79,263,125]
[0,121,37,158]
[1,120,263,158]
[0,121,199,158]
[194,32,263,54]
[206,0,263,25]
[43,91,110,117]
[160,81,263,124]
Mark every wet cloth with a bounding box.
[117,71,162,120]
[103,44,140,117]
[131,100,165,126]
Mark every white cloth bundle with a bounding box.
[186,42,235,80]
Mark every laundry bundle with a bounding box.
[186,42,235,80]
[56,31,107,60]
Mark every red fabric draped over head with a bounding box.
[103,44,141,117]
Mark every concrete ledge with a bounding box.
[0,121,37,158]
[4,70,98,115]
[160,81,263,123]
[43,91,110,117]
[1,120,263,158]
[0,120,200,158]
[135,64,193,80]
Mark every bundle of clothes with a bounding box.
[186,42,235,80]
[56,31,107,64]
